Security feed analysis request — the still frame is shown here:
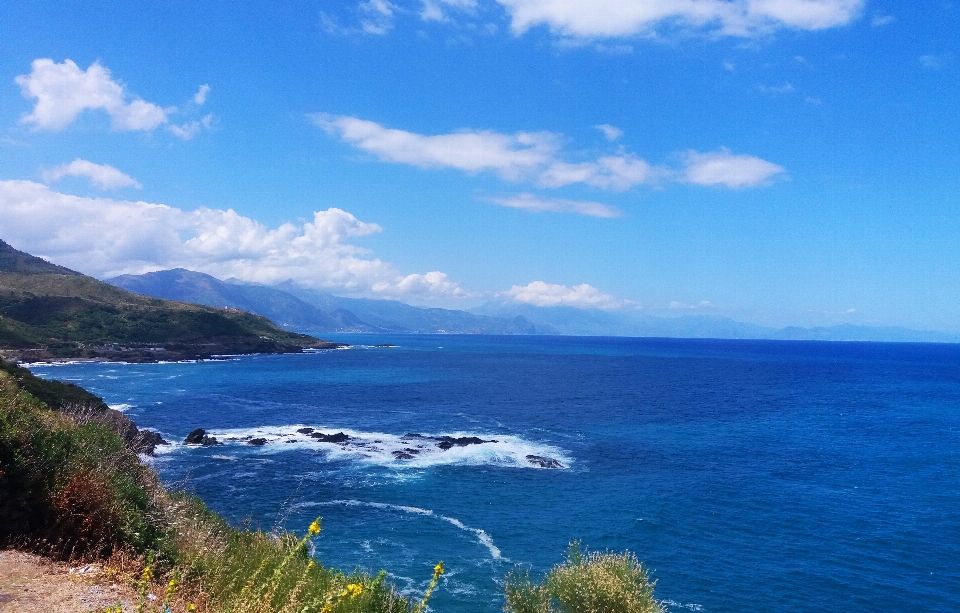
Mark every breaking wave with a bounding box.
[167,424,570,470]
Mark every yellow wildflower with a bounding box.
[434,562,445,576]
[346,583,363,598]
[187,605,196,612]
[308,518,322,536]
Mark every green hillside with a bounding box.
[0,240,340,361]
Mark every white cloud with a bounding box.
[313,114,558,180]
[489,193,620,217]
[494,0,864,38]
[669,300,714,310]
[193,84,211,105]
[870,14,894,26]
[360,0,398,34]
[317,114,783,192]
[538,155,652,190]
[15,59,169,131]
[169,114,213,140]
[421,0,477,21]
[681,149,785,188]
[595,124,623,141]
[41,159,142,190]
[0,180,466,300]
[504,280,628,309]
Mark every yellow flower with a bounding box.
[434,562,445,576]
[187,605,196,612]
[141,565,152,581]
[346,583,363,599]
[308,518,322,536]
[308,561,315,570]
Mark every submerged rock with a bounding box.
[393,450,416,460]
[248,438,267,446]
[436,436,495,450]
[296,427,315,434]
[310,431,350,443]
[526,455,564,469]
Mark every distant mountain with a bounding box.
[0,240,336,362]
[472,301,960,343]
[102,266,959,343]
[109,269,352,333]
[107,270,552,335]
[273,281,552,335]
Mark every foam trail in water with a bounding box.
[313,499,502,559]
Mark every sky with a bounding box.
[0,0,958,332]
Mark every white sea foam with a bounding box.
[108,403,133,412]
[312,499,502,560]
[662,600,704,612]
[185,424,571,470]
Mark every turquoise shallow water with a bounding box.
[28,336,960,612]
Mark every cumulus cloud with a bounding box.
[681,149,785,188]
[504,280,628,309]
[494,0,864,38]
[41,159,142,190]
[15,59,170,131]
[317,114,783,193]
[489,193,620,217]
[0,180,466,300]
[595,124,623,141]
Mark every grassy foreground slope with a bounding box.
[0,239,340,361]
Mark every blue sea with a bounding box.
[27,336,960,612]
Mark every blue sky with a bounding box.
[1,0,958,331]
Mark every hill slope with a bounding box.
[0,240,338,361]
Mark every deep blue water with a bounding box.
[28,336,960,612]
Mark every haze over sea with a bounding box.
[28,336,959,613]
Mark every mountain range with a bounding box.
[108,269,550,335]
[108,268,960,343]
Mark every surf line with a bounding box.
[311,499,502,560]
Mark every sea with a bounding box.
[26,335,960,613]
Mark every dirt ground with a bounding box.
[0,550,138,613]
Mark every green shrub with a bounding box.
[504,544,664,613]
[0,370,165,558]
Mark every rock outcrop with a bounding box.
[183,428,219,446]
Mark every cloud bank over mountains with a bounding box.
[0,179,467,300]
[0,177,633,309]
